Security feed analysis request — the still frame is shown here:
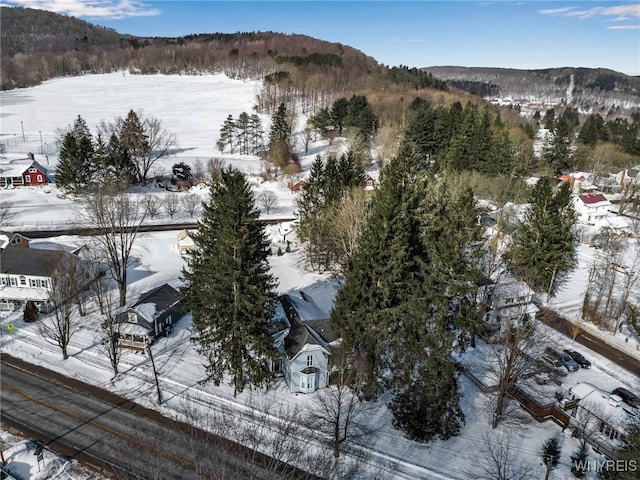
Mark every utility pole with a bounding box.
[20,121,25,141]
[147,343,162,404]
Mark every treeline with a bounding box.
[448,79,499,97]
[537,107,640,174]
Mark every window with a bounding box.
[301,373,315,391]
[12,237,21,244]
[19,276,26,286]
[10,277,17,286]
[37,175,43,182]
[28,168,37,173]
[25,176,31,183]
[306,355,313,367]
[30,279,37,287]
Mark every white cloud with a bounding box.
[607,24,640,30]
[407,38,424,43]
[538,3,640,30]
[5,0,161,19]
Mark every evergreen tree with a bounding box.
[403,104,439,164]
[56,132,82,193]
[55,115,94,193]
[219,114,236,153]
[248,113,264,154]
[236,112,250,155]
[331,98,349,135]
[578,114,606,146]
[543,119,573,174]
[119,109,150,183]
[346,95,377,140]
[172,162,192,183]
[309,107,332,137]
[541,437,561,480]
[508,177,576,296]
[268,103,292,173]
[182,167,278,396]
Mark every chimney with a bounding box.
[27,152,34,160]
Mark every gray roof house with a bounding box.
[116,284,183,351]
[275,292,339,394]
[0,248,82,310]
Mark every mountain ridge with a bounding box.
[423,65,640,116]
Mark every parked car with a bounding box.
[538,354,568,377]
[612,387,639,407]
[563,349,592,369]
[545,347,580,372]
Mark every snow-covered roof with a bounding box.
[0,235,9,250]
[0,285,49,302]
[134,302,157,321]
[569,382,635,432]
[0,159,47,178]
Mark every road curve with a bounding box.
[0,353,316,480]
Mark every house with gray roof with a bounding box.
[275,292,339,393]
[0,248,81,311]
[116,284,183,351]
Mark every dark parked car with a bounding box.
[563,349,592,369]
[612,387,639,407]
[545,347,580,372]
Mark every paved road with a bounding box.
[0,354,316,480]
[537,307,640,376]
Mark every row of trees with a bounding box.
[55,111,177,192]
[217,112,265,155]
[400,98,528,176]
[308,95,377,142]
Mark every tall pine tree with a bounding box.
[508,177,576,296]
[182,167,278,396]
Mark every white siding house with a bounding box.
[573,193,611,225]
[0,248,78,311]
[479,280,539,341]
[276,292,338,393]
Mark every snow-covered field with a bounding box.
[1,72,639,480]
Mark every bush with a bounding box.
[24,301,39,322]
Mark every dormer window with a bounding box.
[306,355,313,367]
[28,168,37,173]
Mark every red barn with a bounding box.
[0,158,48,187]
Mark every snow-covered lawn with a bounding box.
[1,72,639,480]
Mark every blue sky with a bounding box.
[3,1,640,75]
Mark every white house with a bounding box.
[275,292,338,394]
[573,192,611,225]
[567,382,633,456]
[0,248,80,311]
[478,280,539,341]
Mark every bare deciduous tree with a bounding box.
[81,189,146,306]
[181,193,201,218]
[305,350,375,459]
[39,253,85,359]
[478,307,542,429]
[470,431,535,480]
[163,193,180,219]
[207,157,224,181]
[142,193,161,220]
[84,247,124,376]
[257,190,279,214]
[0,200,16,229]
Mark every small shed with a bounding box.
[177,229,196,256]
